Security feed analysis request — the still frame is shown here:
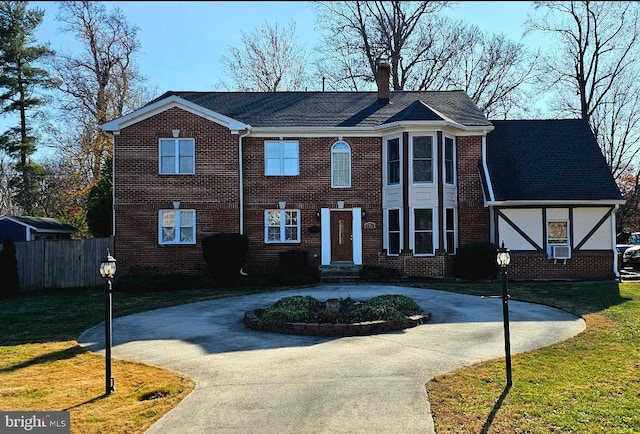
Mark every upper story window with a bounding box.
[159,138,195,174]
[331,141,351,188]
[444,136,455,185]
[412,136,433,183]
[159,209,196,245]
[265,209,300,243]
[265,140,299,176]
[414,208,434,255]
[386,138,400,185]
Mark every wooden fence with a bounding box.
[1,237,114,291]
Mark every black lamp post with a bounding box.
[99,249,116,395]
[496,241,512,388]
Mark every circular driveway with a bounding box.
[78,284,585,434]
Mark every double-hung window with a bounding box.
[265,209,300,243]
[331,141,351,188]
[387,209,401,255]
[445,208,456,254]
[265,141,299,176]
[444,136,455,185]
[414,209,434,255]
[386,138,400,185]
[159,209,196,244]
[413,136,433,183]
[159,138,195,174]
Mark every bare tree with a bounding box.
[219,20,307,91]
[49,0,149,191]
[313,1,539,118]
[526,1,640,178]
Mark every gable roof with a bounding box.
[0,216,77,233]
[140,90,492,130]
[485,119,623,204]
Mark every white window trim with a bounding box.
[158,209,196,245]
[331,140,351,188]
[445,207,457,254]
[412,208,435,256]
[264,209,301,243]
[443,135,456,186]
[159,138,195,175]
[264,140,300,176]
[411,133,436,184]
[384,135,402,186]
[385,208,402,256]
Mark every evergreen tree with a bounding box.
[0,1,56,215]
[86,157,113,237]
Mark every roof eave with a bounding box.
[101,95,249,133]
[487,199,625,207]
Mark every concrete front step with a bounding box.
[319,264,362,283]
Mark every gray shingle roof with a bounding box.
[486,119,622,202]
[2,216,77,232]
[152,90,492,128]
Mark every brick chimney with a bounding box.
[376,56,390,102]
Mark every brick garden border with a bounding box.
[243,310,431,337]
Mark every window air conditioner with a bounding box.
[551,245,571,259]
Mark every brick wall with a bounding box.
[242,136,382,274]
[114,108,240,274]
[507,250,615,280]
[457,136,490,246]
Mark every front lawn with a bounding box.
[421,279,639,433]
[1,279,638,433]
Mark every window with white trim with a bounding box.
[386,138,400,185]
[414,208,434,255]
[444,136,455,185]
[159,138,195,174]
[387,209,401,255]
[331,141,351,188]
[445,208,456,254]
[159,209,196,244]
[265,209,300,243]
[265,141,299,176]
[412,136,433,183]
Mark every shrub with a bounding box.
[0,237,19,297]
[257,294,424,325]
[258,295,323,326]
[359,265,401,281]
[202,233,249,287]
[452,241,498,281]
[279,250,309,275]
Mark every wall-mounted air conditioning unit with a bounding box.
[551,245,571,260]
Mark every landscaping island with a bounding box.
[244,294,431,337]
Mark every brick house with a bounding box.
[101,60,624,280]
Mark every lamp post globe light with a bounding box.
[496,241,512,388]
[100,249,116,395]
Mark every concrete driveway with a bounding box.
[78,284,585,434]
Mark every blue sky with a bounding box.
[31,1,540,94]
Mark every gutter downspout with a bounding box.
[238,127,251,235]
[481,130,497,244]
[612,204,620,280]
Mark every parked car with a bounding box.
[617,232,640,254]
[621,232,640,269]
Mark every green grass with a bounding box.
[1,278,639,433]
[419,279,640,433]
